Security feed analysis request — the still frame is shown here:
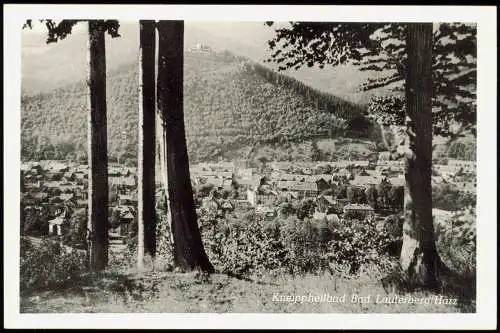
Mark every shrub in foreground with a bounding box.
[20,238,87,291]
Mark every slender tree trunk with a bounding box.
[400,23,441,290]
[87,20,109,271]
[156,20,214,273]
[137,20,157,269]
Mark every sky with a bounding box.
[21,21,314,97]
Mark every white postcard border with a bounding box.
[3,4,497,330]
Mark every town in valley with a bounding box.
[21,150,476,252]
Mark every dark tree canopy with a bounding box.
[265,22,476,138]
[23,19,121,43]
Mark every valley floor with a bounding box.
[20,270,474,313]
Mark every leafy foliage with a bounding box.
[20,239,87,291]
[326,217,398,275]
[200,213,290,277]
[62,208,87,249]
[447,140,476,160]
[197,208,401,278]
[433,183,476,211]
[23,19,121,43]
[21,205,50,236]
[266,22,477,138]
[435,211,476,277]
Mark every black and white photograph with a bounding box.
[3,4,497,330]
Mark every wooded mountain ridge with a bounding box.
[21,51,372,164]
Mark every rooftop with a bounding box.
[344,203,375,211]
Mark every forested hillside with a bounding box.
[21,51,369,164]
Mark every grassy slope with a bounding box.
[20,271,472,313]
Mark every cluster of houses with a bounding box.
[21,154,476,244]
[21,161,138,243]
[190,159,405,220]
[190,155,476,221]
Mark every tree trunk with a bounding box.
[137,20,157,269]
[87,20,109,271]
[156,20,214,273]
[400,23,441,290]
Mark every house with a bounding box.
[255,205,277,218]
[350,176,382,188]
[247,189,257,206]
[43,181,61,188]
[24,180,41,189]
[388,177,405,187]
[121,210,135,221]
[76,199,87,207]
[270,172,297,181]
[109,176,122,186]
[50,163,69,173]
[379,159,405,167]
[343,203,375,217]
[216,171,233,179]
[201,196,223,216]
[247,188,277,207]
[74,173,87,185]
[74,186,87,199]
[204,176,224,189]
[300,167,314,175]
[49,196,64,204]
[108,166,129,177]
[330,161,350,168]
[237,175,265,189]
[364,169,383,177]
[206,161,235,172]
[221,178,233,190]
[347,160,370,167]
[63,171,75,181]
[60,193,75,202]
[276,181,318,198]
[59,184,76,193]
[193,169,217,177]
[235,168,253,179]
[188,43,216,55]
[48,216,65,236]
[30,164,44,174]
[220,200,235,212]
[315,195,344,214]
[312,211,340,224]
[111,207,135,236]
[378,151,392,162]
[46,172,63,181]
[269,161,292,172]
[119,193,138,205]
[336,169,351,178]
[21,163,31,172]
[33,192,49,201]
[48,209,69,236]
[110,176,136,187]
[315,177,332,193]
